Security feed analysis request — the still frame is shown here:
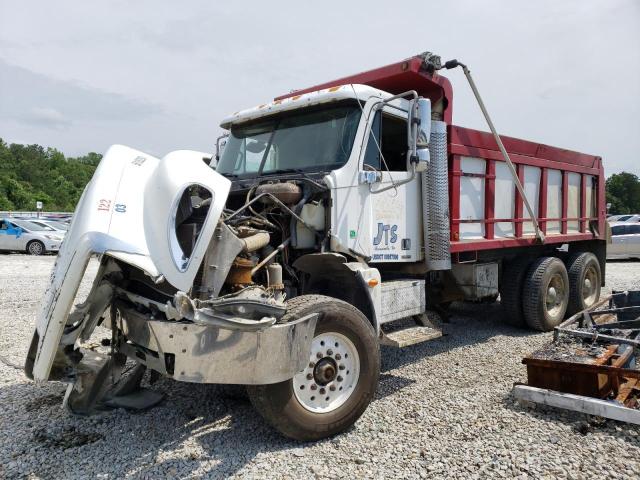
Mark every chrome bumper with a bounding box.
[114,304,317,385]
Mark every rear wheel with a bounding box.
[247,295,380,441]
[500,257,532,327]
[566,252,602,316]
[27,240,45,256]
[523,257,569,331]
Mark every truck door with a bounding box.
[363,107,421,263]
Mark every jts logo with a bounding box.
[373,223,398,246]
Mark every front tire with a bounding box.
[27,240,45,256]
[247,295,380,441]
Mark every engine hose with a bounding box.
[242,231,271,252]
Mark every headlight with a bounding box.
[44,235,61,241]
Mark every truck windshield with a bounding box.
[217,104,361,178]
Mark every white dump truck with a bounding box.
[25,52,607,440]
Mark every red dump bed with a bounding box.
[277,55,606,255]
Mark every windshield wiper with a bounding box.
[264,168,307,175]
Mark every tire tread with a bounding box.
[523,257,568,331]
[566,252,601,316]
[500,257,532,327]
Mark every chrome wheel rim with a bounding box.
[29,242,43,255]
[545,273,566,317]
[293,332,360,413]
[582,265,598,306]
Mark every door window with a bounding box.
[611,225,628,236]
[363,111,408,172]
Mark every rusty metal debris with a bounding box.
[514,291,640,424]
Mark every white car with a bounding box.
[27,219,70,232]
[0,218,65,255]
[608,214,640,223]
[607,221,640,260]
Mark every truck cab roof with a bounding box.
[220,83,393,129]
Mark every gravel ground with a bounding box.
[1,254,640,479]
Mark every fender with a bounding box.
[293,253,382,333]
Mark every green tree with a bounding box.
[606,172,640,215]
[0,139,101,211]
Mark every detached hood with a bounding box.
[31,145,230,382]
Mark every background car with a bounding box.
[0,218,64,255]
[28,219,69,232]
[607,221,640,260]
[607,214,640,223]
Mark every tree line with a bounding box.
[0,139,638,214]
[0,139,100,211]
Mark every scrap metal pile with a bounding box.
[514,291,640,424]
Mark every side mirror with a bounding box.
[408,97,431,173]
[214,133,229,166]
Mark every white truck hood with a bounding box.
[31,145,230,382]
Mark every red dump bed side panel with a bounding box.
[448,125,606,254]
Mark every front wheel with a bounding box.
[27,240,45,256]
[247,295,380,441]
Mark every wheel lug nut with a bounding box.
[311,384,317,390]
[309,362,315,368]
[337,376,343,382]
[316,352,323,359]
[319,388,326,394]
[339,364,345,370]
[306,373,313,380]
[330,385,336,391]
[327,349,333,356]
[335,354,341,360]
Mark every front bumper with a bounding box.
[43,239,62,251]
[114,303,317,385]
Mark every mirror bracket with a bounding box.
[359,171,382,185]
[408,97,432,173]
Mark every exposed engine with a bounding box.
[184,176,329,318]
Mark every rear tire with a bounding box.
[523,257,569,331]
[247,295,380,441]
[26,240,45,256]
[566,252,602,316]
[500,257,532,327]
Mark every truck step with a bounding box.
[380,325,442,348]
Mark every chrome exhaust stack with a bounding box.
[422,120,451,271]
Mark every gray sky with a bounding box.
[1,0,638,175]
